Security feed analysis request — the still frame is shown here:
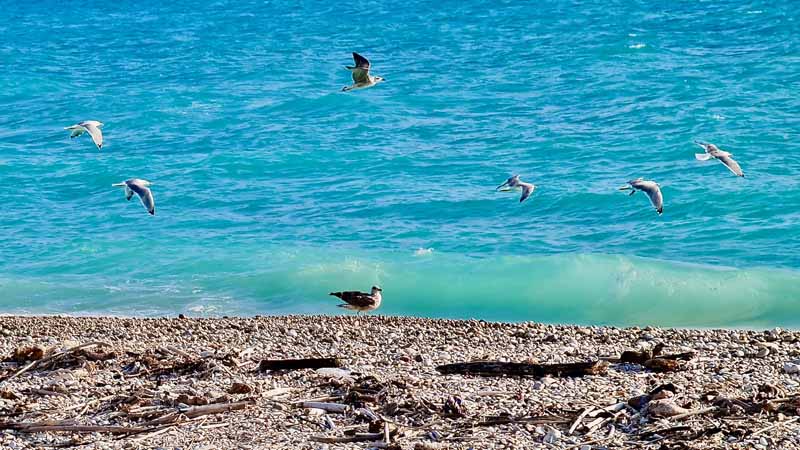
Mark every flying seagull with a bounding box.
[496,175,535,203]
[619,178,663,215]
[65,121,104,149]
[112,179,155,215]
[694,141,744,177]
[330,286,382,314]
[342,52,385,92]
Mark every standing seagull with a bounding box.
[112,179,155,215]
[619,178,663,215]
[330,286,382,314]
[65,121,104,149]
[496,175,536,203]
[694,141,744,177]
[342,52,385,92]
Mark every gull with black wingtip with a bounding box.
[329,286,382,314]
[619,178,663,216]
[65,120,104,149]
[496,175,536,203]
[342,52,385,92]
[694,141,745,177]
[112,179,156,216]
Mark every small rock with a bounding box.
[783,362,800,374]
[543,428,561,444]
[287,329,298,338]
[228,382,253,394]
[306,408,325,417]
[647,399,690,417]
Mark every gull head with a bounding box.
[496,175,520,191]
[371,286,382,295]
[374,76,386,84]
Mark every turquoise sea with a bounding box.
[1,1,799,327]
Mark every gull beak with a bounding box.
[694,141,708,150]
[496,182,509,191]
[618,185,632,191]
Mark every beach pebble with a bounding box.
[543,428,561,444]
[782,362,800,374]
[306,408,325,416]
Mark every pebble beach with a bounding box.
[0,315,799,449]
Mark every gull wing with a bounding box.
[80,122,103,149]
[335,291,375,308]
[695,153,713,161]
[715,153,744,177]
[351,52,371,70]
[641,183,663,215]
[519,182,535,203]
[348,52,371,84]
[127,180,155,215]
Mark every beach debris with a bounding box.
[617,344,694,372]
[442,395,465,418]
[257,357,343,372]
[228,382,253,394]
[301,402,350,414]
[9,346,46,363]
[436,360,608,377]
[2,317,800,448]
[646,399,692,417]
[0,342,109,384]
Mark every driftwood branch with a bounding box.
[301,402,349,413]
[0,342,109,384]
[436,360,607,378]
[144,400,254,425]
[310,432,384,443]
[257,358,342,372]
[0,421,152,434]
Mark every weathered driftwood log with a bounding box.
[0,421,151,434]
[257,357,342,372]
[310,432,384,443]
[144,400,254,425]
[644,358,681,372]
[620,348,695,365]
[436,360,607,378]
[301,402,349,413]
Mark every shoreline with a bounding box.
[0,315,799,449]
[0,313,789,332]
